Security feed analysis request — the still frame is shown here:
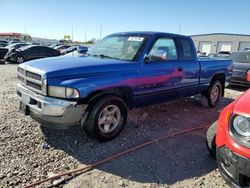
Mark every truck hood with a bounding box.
[233,89,250,117]
[23,55,135,78]
[233,62,250,71]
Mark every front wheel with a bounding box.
[82,95,127,142]
[206,121,217,158]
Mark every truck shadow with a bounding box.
[41,96,234,185]
[226,85,249,92]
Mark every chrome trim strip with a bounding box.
[25,85,43,94]
[25,77,42,85]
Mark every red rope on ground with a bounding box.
[23,125,209,188]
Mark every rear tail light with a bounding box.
[56,49,61,55]
[247,70,250,82]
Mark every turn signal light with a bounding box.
[247,71,250,82]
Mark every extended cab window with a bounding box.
[149,38,177,62]
[179,39,195,60]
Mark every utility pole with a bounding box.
[71,26,74,42]
[24,25,27,42]
[178,24,182,34]
[85,30,87,42]
[100,23,102,40]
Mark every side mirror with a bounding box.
[247,71,250,82]
[147,50,168,62]
[78,46,88,54]
[144,54,150,63]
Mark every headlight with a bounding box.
[233,115,250,137]
[66,88,80,98]
[48,86,79,99]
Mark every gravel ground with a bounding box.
[0,64,247,188]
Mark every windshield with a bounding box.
[6,43,17,48]
[230,52,250,63]
[88,34,147,61]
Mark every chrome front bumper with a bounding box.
[17,83,87,129]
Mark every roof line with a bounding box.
[190,33,250,37]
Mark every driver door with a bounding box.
[136,37,184,107]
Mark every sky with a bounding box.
[1,0,250,41]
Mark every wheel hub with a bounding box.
[211,85,220,104]
[17,57,24,63]
[98,104,121,133]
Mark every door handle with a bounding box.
[177,67,183,71]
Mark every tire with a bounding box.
[206,121,217,158]
[202,80,223,108]
[82,95,127,142]
[16,56,25,64]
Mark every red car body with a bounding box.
[216,90,250,158]
[208,72,250,187]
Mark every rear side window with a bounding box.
[26,47,35,52]
[31,47,41,52]
[179,39,195,60]
[43,47,53,53]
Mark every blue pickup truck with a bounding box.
[17,32,233,141]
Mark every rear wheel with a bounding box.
[16,56,25,64]
[82,95,127,142]
[201,80,222,108]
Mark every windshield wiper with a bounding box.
[92,54,112,59]
[100,54,112,59]
[92,54,123,60]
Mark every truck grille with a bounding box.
[17,67,43,94]
[232,69,244,77]
[26,71,42,81]
[26,80,42,91]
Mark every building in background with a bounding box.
[0,32,32,43]
[191,33,250,55]
[0,32,59,45]
[32,37,59,46]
